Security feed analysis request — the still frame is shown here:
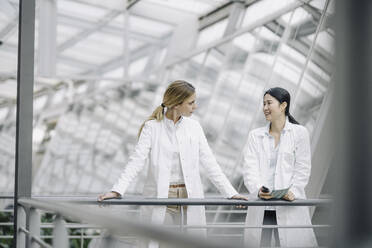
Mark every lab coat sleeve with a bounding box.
[197,123,238,198]
[242,131,262,196]
[111,122,152,196]
[290,126,312,199]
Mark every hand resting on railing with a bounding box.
[97,191,121,202]
[258,186,295,201]
[97,192,249,202]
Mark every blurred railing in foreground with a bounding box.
[0,196,332,248]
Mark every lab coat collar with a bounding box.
[164,115,183,129]
[262,117,292,136]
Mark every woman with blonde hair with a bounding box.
[98,80,247,247]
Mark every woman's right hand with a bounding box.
[258,187,273,200]
[97,191,120,202]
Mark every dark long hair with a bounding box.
[264,87,299,124]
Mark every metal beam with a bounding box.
[130,0,197,25]
[198,1,257,31]
[70,0,145,14]
[163,0,312,68]
[14,0,35,246]
[264,21,333,75]
[3,42,97,71]
[199,2,233,30]
[223,0,246,36]
[57,13,163,44]
[57,10,121,52]
[0,16,18,39]
[292,0,331,102]
[81,37,170,75]
[123,1,130,78]
[306,76,335,200]
[38,0,57,77]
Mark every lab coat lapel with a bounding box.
[262,123,271,157]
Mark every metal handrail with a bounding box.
[18,198,244,248]
[19,226,52,248]
[0,195,14,199]
[2,195,334,206]
[30,196,333,206]
[14,197,332,248]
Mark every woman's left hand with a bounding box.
[231,194,249,209]
[231,194,249,201]
[282,191,295,201]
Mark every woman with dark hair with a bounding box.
[243,87,317,247]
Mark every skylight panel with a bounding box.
[280,44,306,64]
[129,15,173,38]
[75,0,125,11]
[233,33,256,52]
[144,0,228,15]
[57,63,85,75]
[0,80,17,99]
[242,0,296,28]
[256,26,280,41]
[57,24,82,44]
[129,57,149,76]
[103,67,125,78]
[0,108,8,121]
[0,12,13,31]
[61,32,142,65]
[307,30,334,55]
[281,7,312,26]
[0,51,17,73]
[197,18,228,47]
[273,57,302,84]
[58,0,108,22]
[4,29,18,44]
[309,0,334,14]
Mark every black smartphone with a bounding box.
[261,186,270,193]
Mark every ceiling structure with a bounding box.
[0,0,334,199]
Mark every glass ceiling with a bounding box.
[0,0,335,197]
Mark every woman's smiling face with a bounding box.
[263,93,286,122]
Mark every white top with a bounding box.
[266,134,279,210]
[267,134,279,191]
[243,118,312,200]
[164,116,184,184]
[111,116,237,199]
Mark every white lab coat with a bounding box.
[243,119,317,247]
[112,117,237,247]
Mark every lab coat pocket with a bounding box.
[190,135,198,146]
[282,151,295,167]
[189,136,199,154]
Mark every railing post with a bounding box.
[29,208,40,248]
[16,205,26,247]
[101,234,115,248]
[80,228,84,248]
[180,205,184,232]
[53,215,68,248]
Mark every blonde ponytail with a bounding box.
[137,105,165,138]
[137,80,195,138]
